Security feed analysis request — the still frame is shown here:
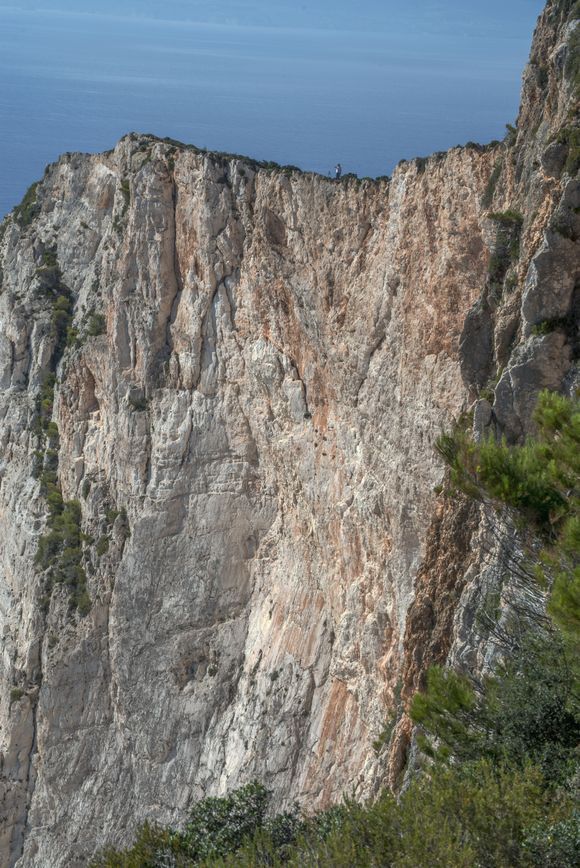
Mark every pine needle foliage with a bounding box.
[436,391,580,651]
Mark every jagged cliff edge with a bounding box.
[0,1,578,865]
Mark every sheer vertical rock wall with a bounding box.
[0,2,577,864]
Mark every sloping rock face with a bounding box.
[0,2,578,864]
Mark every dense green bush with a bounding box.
[92,762,575,867]
[411,634,579,785]
[86,312,106,337]
[92,783,272,866]
[524,813,580,867]
[35,497,91,614]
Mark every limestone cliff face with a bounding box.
[0,2,578,865]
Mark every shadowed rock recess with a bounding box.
[0,2,578,865]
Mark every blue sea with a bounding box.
[0,2,544,217]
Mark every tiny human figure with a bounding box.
[335,163,342,179]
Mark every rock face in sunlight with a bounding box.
[0,2,578,865]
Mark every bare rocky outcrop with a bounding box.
[0,2,578,865]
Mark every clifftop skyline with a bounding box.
[1,0,544,217]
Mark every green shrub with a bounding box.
[434,390,580,686]
[92,822,178,868]
[37,373,56,430]
[535,64,549,89]
[86,312,106,337]
[436,391,579,535]
[13,181,40,227]
[96,535,109,557]
[532,316,571,336]
[10,687,24,704]
[36,497,91,615]
[488,209,523,226]
[33,252,76,364]
[120,178,131,207]
[128,395,148,412]
[105,507,119,524]
[505,123,517,146]
[92,760,574,868]
[556,126,580,176]
[372,716,396,755]
[92,782,272,866]
[74,588,92,616]
[41,246,58,268]
[524,813,580,867]
[66,325,80,348]
[486,209,523,294]
[412,634,579,784]
[110,506,131,542]
[45,421,59,443]
[52,293,74,357]
[184,781,269,861]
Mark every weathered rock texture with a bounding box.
[0,1,578,864]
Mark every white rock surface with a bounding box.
[0,3,577,865]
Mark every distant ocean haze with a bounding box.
[0,1,544,217]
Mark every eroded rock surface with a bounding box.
[0,2,578,865]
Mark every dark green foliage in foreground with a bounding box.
[223,763,567,867]
[411,633,579,784]
[523,812,580,867]
[92,783,273,866]
[92,762,575,867]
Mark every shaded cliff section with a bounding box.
[0,1,577,865]
[392,0,580,785]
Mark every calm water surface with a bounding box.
[0,3,544,216]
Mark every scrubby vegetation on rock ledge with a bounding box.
[93,391,579,867]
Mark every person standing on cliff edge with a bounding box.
[335,163,342,179]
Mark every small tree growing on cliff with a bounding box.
[411,390,580,823]
[435,390,579,662]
